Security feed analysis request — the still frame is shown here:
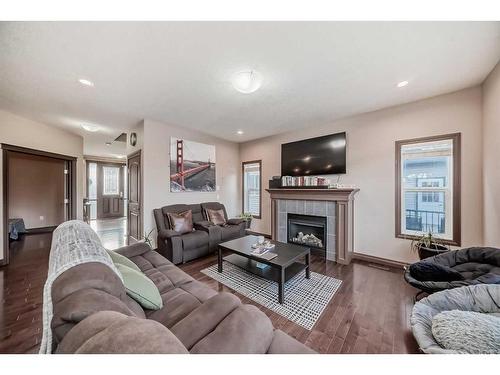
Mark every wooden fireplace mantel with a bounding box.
[266,188,359,265]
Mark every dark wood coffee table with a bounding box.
[217,235,310,304]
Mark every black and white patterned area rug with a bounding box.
[201,262,342,330]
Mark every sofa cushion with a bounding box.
[167,210,193,234]
[205,208,227,225]
[190,304,274,354]
[115,263,163,310]
[181,230,209,250]
[170,292,242,349]
[146,287,206,328]
[57,311,189,354]
[431,310,500,354]
[106,249,141,272]
[123,247,217,327]
[410,262,465,282]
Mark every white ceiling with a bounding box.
[1,21,500,156]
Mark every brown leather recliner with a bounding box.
[153,202,246,265]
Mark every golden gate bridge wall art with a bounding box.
[170,137,216,192]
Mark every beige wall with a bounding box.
[8,152,66,229]
[0,110,84,262]
[142,119,240,247]
[482,61,500,246]
[240,87,484,263]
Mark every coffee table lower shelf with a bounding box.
[221,253,309,304]
[223,254,307,283]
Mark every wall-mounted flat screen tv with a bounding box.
[281,132,346,176]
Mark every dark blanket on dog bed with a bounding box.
[404,247,500,293]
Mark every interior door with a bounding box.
[97,163,124,219]
[127,151,142,243]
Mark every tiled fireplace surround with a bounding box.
[267,188,359,265]
[277,200,336,260]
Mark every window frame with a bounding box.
[241,160,262,219]
[395,133,461,246]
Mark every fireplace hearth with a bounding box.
[287,213,327,252]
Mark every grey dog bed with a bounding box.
[404,247,500,294]
[411,284,500,353]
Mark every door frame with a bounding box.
[1,144,77,266]
[127,149,142,245]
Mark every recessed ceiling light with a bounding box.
[78,78,94,87]
[105,142,112,146]
[397,80,409,88]
[237,130,244,135]
[81,124,100,132]
[232,70,262,94]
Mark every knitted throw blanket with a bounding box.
[39,220,123,354]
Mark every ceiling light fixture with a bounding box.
[232,70,262,94]
[397,80,409,88]
[237,130,244,135]
[81,124,100,132]
[78,78,94,87]
[105,142,112,146]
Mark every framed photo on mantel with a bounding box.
[170,137,216,192]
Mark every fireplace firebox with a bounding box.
[287,213,327,253]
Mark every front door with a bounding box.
[127,151,142,243]
[97,163,124,219]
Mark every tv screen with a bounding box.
[281,132,346,176]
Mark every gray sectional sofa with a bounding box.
[49,227,314,354]
[153,202,247,264]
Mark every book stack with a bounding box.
[281,175,329,187]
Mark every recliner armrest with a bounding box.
[158,229,181,240]
[227,218,245,225]
[194,221,215,230]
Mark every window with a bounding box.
[103,166,120,195]
[242,160,262,218]
[396,133,461,245]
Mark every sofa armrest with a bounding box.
[158,229,181,240]
[156,229,184,264]
[115,242,151,258]
[194,221,222,252]
[227,218,245,225]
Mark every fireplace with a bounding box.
[287,213,327,253]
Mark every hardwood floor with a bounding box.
[0,233,51,354]
[179,253,420,354]
[0,233,420,354]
